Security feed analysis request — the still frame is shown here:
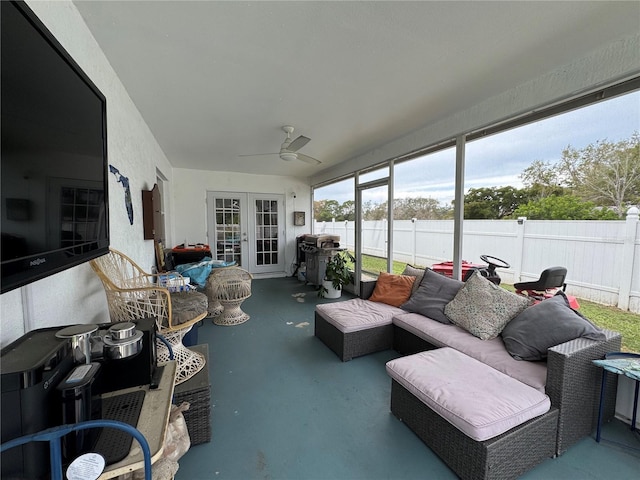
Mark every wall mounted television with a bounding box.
[1,1,109,294]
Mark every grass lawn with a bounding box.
[359,254,640,352]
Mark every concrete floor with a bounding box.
[175,277,640,480]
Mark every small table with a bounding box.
[593,352,639,450]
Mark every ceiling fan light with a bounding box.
[280,152,297,162]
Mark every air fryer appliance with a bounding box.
[1,329,74,479]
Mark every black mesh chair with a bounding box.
[514,266,567,295]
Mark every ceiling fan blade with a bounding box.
[238,152,279,158]
[297,153,321,165]
[286,135,310,152]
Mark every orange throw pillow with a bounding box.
[368,272,416,307]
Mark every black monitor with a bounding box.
[1,1,109,294]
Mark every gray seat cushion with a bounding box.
[169,290,208,326]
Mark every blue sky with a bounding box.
[317,90,639,205]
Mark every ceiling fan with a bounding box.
[239,125,321,165]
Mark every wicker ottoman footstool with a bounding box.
[174,344,212,445]
[386,348,559,480]
[314,298,404,361]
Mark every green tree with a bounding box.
[339,200,355,221]
[558,132,640,216]
[393,197,452,219]
[464,186,529,219]
[513,195,619,220]
[362,200,387,220]
[520,160,567,200]
[314,199,342,221]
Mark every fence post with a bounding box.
[514,217,526,282]
[411,218,417,265]
[344,220,349,250]
[618,207,639,310]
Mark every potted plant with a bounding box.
[319,250,356,298]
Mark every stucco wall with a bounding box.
[0,0,172,347]
[171,168,312,276]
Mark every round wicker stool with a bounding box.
[208,267,252,325]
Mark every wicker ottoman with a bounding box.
[386,348,559,480]
[314,299,403,361]
[174,344,211,445]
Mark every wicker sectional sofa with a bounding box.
[314,272,622,479]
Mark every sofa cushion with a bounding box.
[401,264,425,296]
[368,272,415,307]
[444,271,531,340]
[386,348,551,441]
[401,268,463,324]
[501,291,607,361]
[316,298,404,333]
[393,313,547,391]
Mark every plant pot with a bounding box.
[322,280,342,299]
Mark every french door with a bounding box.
[206,192,285,275]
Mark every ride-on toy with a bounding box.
[514,266,580,309]
[431,254,510,285]
[432,256,580,309]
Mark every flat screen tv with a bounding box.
[1,1,109,294]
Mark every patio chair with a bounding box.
[90,248,208,385]
[514,266,567,295]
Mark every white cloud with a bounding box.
[316,91,639,206]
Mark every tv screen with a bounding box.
[1,1,109,294]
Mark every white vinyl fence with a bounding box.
[315,207,640,313]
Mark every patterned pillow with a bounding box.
[444,271,532,340]
[369,272,416,307]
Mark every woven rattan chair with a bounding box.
[90,248,208,385]
[205,266,252,325]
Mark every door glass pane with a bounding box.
[214,197,242,265]
[360,184,388,278]
[254,199,279,266]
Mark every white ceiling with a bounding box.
[73,1,640,179]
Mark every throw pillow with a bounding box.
[501,291,607,361]
[401,264,425,296]
[368,272,416,307]
[444,271,531,340]
[401,268,464,324]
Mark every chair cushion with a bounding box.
[316,298,404,333]
[386,348,551,441]
[393,313,547,391]
[168,291,208,326]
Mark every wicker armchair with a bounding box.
[90,248,208,385]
